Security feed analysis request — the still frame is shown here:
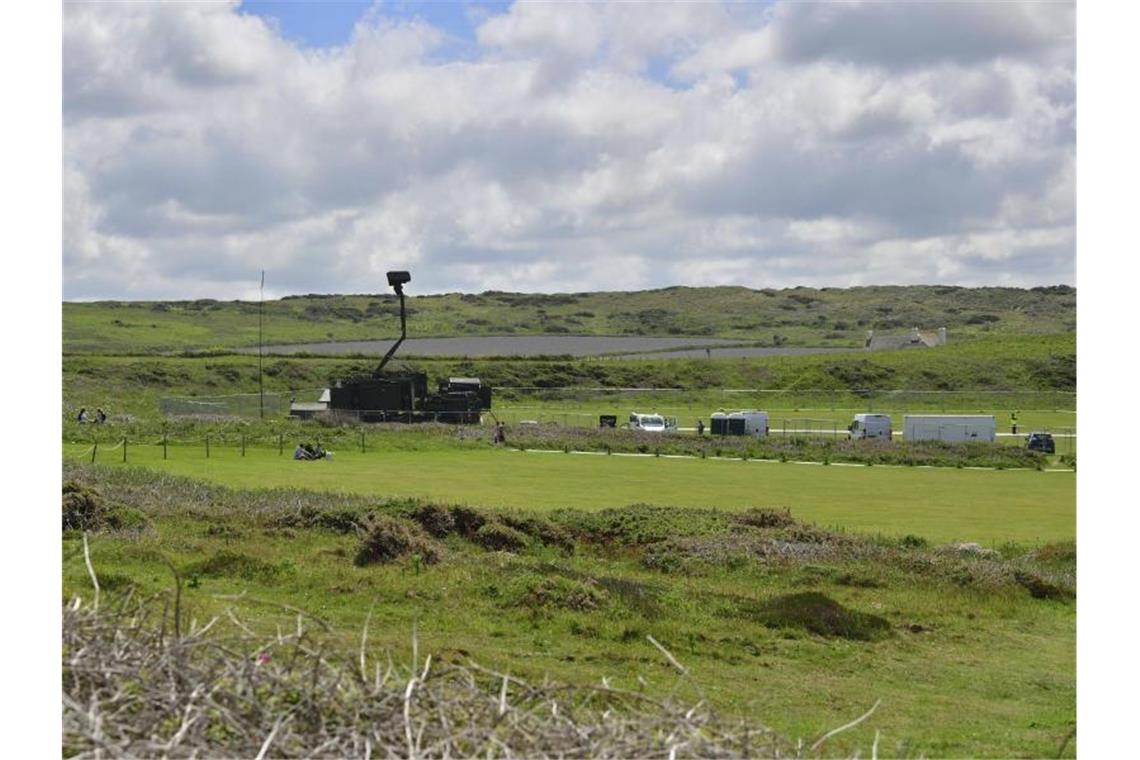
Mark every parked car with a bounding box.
[628,413,677,433]
[1026,432,1056,454]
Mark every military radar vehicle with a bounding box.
[323,271,491,423]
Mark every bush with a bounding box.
[185,551,283,583]
[499,515,574,553]
[508,575,608,612]
[1034,541,1076,564]
[354,517,443,566]
[553,504,730,546]
[63,481,148,533]
[278,506,366,534]
[737,592,891,641]
[63,481,106,532]
[1013,570,1072,601]
[450,506,488,538]
[474,522,530,553]
[733,508,795,529]
[412,504,456,538]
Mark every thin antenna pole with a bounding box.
[258,270,265,420]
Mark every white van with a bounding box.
[903,415,996,443]
[848,413,892,440]
[710,410,769,437]
[629,412,676,433]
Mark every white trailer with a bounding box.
[848,413,892,440]
[903,415,996,443]
[710,410,769,437]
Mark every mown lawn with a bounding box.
[64,444,1075,544]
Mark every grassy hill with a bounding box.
[63,333,1075,418]
[63,285,1076,354]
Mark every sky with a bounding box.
[62,0,1075,300]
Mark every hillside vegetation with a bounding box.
[64,333,1074,417]
[63,463,1076,757]
[64,285,1075,354]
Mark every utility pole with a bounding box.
[258,270,265,420]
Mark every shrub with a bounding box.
[63,482,106,532]
[737,592,891,641]
[354,517,443,566]
[278,506,366,534]
[1013,570,1072,601]
[474,522,530,553]
[412,504,455,538]
[1034,541,1076,564]
[501,515,575,554]
[554,504,730,546]
[186,551,283,583]
[63,481,147,533]
[508,575,607,612]
[733,508,795,529]
[450,506,488,538]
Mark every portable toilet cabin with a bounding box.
[710,411,729,436]
[711,410,769,437]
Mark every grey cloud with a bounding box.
[770,1,1074,71]
[63,1,1074,300]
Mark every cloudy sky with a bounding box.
[62,0,1075,300]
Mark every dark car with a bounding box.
[1026,432,1056,454]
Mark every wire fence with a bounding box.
[62,421,1078,465]
[158,391,318,419]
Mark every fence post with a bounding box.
[360,429,365,453]
[278,433,283,456]
[91,441,98,464]
[163,434,168,460]
[122,436,127,463]
[206,435,210,459]
[241,433,246,457]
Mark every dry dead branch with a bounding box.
[63,596,882,758]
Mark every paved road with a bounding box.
[249,335,855,358]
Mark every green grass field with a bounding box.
[60,286,1078,756]
[63,462,1076,757]
[64,443,1074,544]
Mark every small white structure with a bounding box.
[289,388,331,420]
[710,410,770,437]
[848,413,892,440]
[903,415,996,443]
[865,327,947,350]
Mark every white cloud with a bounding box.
[63,0,1075,300]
